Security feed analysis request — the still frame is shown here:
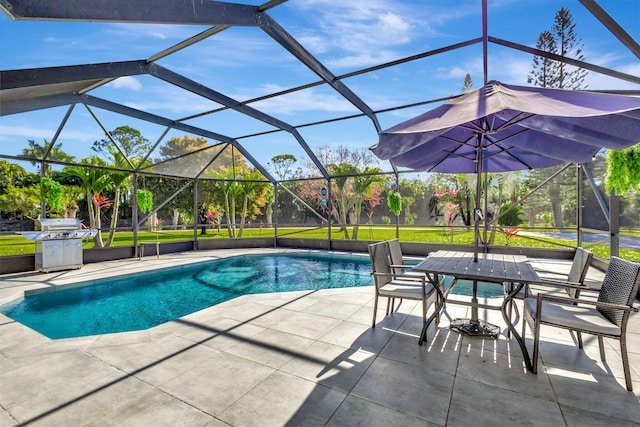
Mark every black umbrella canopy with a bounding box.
[371,81,640,260]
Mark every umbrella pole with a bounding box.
[473,134,484,262]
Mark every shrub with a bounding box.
[497,202,524,226]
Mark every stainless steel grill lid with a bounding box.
[35,218,82,231]
[20,230,97,240]
[20,218,97,240]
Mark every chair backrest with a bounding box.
[368,241,392,289]
[566,247,593,297]
[387,239,405,275]
[597,257,640,327]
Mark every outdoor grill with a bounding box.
[20,218,97,272]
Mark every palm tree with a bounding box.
[61,157,111,248]
[237,171,269,238]
[329,163,358,239]
[104,148,133,246]
[22,139,75,174]
[351,167,384,239]
[213,169,242,238]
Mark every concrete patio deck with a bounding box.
[0,249,638,426]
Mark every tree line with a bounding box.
[2,7,638,245]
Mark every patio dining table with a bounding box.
[413,250,545,372]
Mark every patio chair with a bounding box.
[506,248,593,336]
[387,238,426,310]
[368,241,442,344]
[532,247,594,298]
[388,238,423,277]
[522,256,640,391]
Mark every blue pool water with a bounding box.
[1,253,373,339]
[1,252,504,340]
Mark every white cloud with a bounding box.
[295,35,329,54]
[578,46,640,90]
[318,12,413,54]
[148,31,168,41]
[106,23,197,41]
[107,76,143,90]
[494,57,533,86]
[116,83,224,115]
[293,0,486,75]
[618,63,640,79]
[584,62,640,91]
[0,124,96,142]
[435,66,471,79]
[376,12,411,43]
[325,50,404,69]
[161,32,289,74]
[247,84,356,115]
[0,125,54,140]
[485,49,640,90]
[288,0,464,69]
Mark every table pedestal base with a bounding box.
[450,318,500,338]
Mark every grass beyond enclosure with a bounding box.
[2,226,639,261]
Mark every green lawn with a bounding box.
[2,226,638,261]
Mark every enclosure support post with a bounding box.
[577,164,583,248]
[395,174,400,240]
[39,160,46,219]
[193,179,199,251]
[483,171,489,248]
[274,182,279,246]
[482,0,488,84]
[327,178,332,250]
[473,134,484,262]
[610,189,620,258]
[132,173,138,257]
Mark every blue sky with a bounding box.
[1,0,638,177]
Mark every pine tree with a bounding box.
[528,31,558,88]
[528,8,587,90]
[526,8,588,228]
[553,7,588,89]
[461,73,474,93]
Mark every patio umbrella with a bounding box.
[371,81,640,260]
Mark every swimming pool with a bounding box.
[1,252,504,339]
[0,253,373,339]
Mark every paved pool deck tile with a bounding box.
[0,248,638,426]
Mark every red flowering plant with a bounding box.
[92,193,113,209]
[444,201,459,242]
[205,210,218,223]
[204,209,222,233]
[500,227,519,246]
[434,188,462,240]
[497,202,524,246]
[364,184,383,225]
[445,202,458,225]
[88,193,113,244]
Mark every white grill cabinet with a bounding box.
[20,219,97,273]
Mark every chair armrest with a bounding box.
[535,293,639,312]
[534,268,569,277]
[539,278,592,289]
[372,272,425,283]
[520,279,597,298]
[390,263,422,271]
